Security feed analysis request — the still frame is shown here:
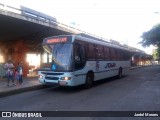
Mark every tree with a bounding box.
[140,24,160,60]
[152,48,160,60]
[141,24,160,47]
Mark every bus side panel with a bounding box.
[94,61,117,81]
[85,61,130,81]
[73,74,87,86]
[74,61,95,85]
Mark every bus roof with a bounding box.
[74,34,131,52]
[43,34,131,52]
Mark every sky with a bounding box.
[1,0,160,54]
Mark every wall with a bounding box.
[1,40,29,77]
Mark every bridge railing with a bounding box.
[0,3,114,43]
[0,2,146,54]
[0,3,86,34]
[0,3,21,14]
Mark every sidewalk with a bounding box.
[0,65,150,98]
[130,65,148,70]
[0,76,46,98]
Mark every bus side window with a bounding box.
[110,48,117,61]
[88,44,96,60]
[104,47,111,60]
[95,45,104,60]
[74,42,86,69]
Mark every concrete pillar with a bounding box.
[12,40,29,77]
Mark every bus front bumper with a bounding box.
[39,78,73,86]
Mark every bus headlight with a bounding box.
[60,77,71,80]
[39,75,43,79]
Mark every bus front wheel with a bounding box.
[84,73,94,89]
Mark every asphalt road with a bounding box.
[0,65,160,120]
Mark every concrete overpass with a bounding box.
[0,3,87,76]
[0,3,152,77]
[0,3,84,46]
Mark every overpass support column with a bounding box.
[12,40,29,77]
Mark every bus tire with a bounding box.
[117,68,123,79]
[84,73,94,89]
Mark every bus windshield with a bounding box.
[43,43,72,72]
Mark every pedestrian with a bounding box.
[16,62,23,85]
[15,69,20,86]
[4,59,15,86]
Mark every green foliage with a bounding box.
[141,24,160,59]
[141,24,160,47]
[152,47,160,60]
[152,49,159,60]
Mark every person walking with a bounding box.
[4,59,14,86]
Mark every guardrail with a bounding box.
[0,2,101,38]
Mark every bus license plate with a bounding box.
[59,81,67,86]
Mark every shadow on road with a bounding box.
[44,75,128,94]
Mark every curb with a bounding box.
[0,84,48,98]
[130,65,151,70]
[0,65,152,98]
[130,66,143,70]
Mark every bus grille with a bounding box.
[42,72,64,76]
[45,76,59,80]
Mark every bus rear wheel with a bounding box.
[117,68,123,79]
[84,73,94,89]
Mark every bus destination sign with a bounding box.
[47,37,67,44]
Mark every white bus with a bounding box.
[38,34,131,88]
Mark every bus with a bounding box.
[38,34,131,88]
